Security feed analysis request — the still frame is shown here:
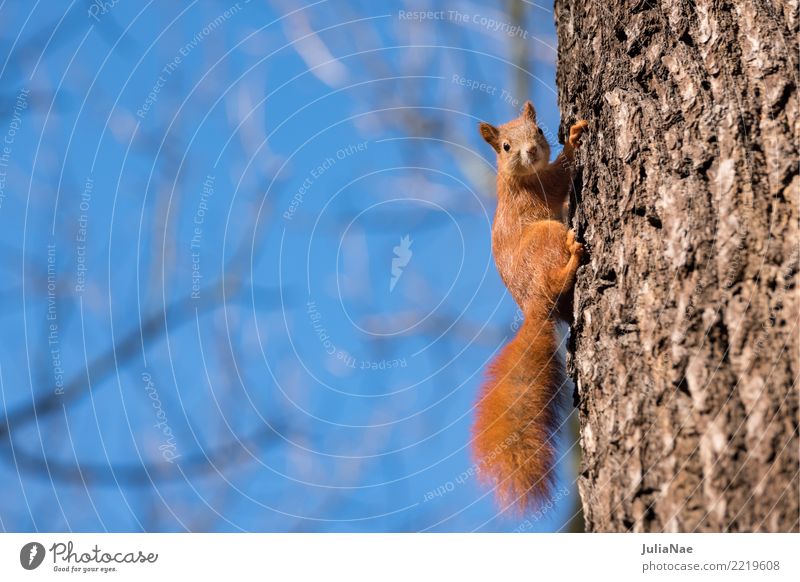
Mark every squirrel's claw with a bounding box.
[566,229,584,258]
[568,120,589,148]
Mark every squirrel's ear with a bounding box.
[523,100,537,122]
[479,122,501,152]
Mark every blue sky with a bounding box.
[0,0,579,532]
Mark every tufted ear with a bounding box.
[523,100,537,122]
[479,122,501,152]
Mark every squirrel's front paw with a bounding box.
[568,120,589,148]
[566,229,584,259]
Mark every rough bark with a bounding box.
[554,0,799,531]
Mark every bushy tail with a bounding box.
[472,306,567,512]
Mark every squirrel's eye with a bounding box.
[537,127,543,135]
[502,142,511,152]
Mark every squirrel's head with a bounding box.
[478,101,551,177]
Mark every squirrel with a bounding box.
[472,100,588,512]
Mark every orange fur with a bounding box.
[473,102,588,512]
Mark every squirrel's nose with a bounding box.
[526,145,537,157]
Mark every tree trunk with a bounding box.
[554,0,799,532]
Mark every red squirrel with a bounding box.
[473,100,588,511]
